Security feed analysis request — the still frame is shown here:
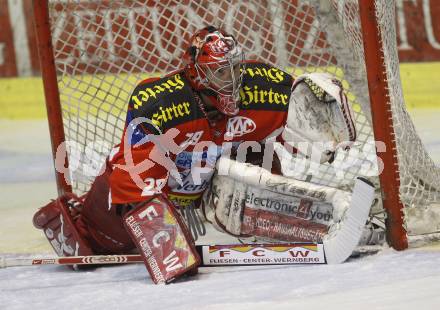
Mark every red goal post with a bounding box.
[358,1,407,249]
[33,0,71,196]
[32,0,440,250]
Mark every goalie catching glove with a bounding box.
[282,72,356,164]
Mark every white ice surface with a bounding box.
[1,247,440,310]
[0,109,439,310]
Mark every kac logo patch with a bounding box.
[226,116,256,137]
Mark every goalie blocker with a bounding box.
[123,195,200,284]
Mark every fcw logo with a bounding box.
[226,116,256,137]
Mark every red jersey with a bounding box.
[108,62,293,207]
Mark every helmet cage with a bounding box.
[193,32,245,115]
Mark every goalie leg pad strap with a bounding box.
[123,195,201,284]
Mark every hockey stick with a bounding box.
[0,243,326,268]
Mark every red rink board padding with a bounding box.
[123,196,200,284]
[3,0,439,77]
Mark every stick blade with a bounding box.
[323,178,375,264]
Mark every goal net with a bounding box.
[33,0,440,249]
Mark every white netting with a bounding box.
[45,0,440,240]
[374,0,440,236]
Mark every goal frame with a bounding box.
[34,0,72,196]
[358,1,407,249]
[32,0,408,250]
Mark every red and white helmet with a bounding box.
[184,26,244,116]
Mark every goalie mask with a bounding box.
[282,73,357,164]
[184,26,245,116]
